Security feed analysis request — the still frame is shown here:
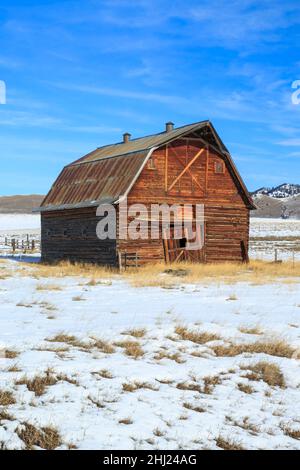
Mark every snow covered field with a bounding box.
[0,259,300,450]
[249,218,300,261]
[0,214,40,233]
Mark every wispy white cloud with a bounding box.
[278,139,300,146]
[50,82,189,106]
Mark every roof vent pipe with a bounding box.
[165,122,174,133]
[123,133,131,143]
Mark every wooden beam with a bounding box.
[174,250,185,263]
[165,145,168,192]
[173,154,204,193]
[169,144,204,194]
[168,148,204,192]
[205,146,209,194]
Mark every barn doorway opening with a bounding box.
[163,224,205,264]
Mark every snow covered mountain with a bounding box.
[252,183,300,199]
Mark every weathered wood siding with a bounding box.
[117,137,250,264]
[41,207,117,265]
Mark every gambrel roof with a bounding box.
[39,120,255,211]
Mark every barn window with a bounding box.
[147,157,156,170]
[214,161,224,174]
[179,237,187,248]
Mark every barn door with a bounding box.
[163,224,205,264]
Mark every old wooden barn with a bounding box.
[38,120,255,266]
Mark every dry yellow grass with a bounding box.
[17,423,62,450]
[216,436,244,450]
[0,390,16,406]
[16,369,77,396]
[281,424,300,440]
[213,339,294,359]
[237,383,254,394]
[125,260,300,287]
[47,333,78,343]
[22,259,300,287]
[27,260,116,279]
[115,340,144,358]
[122,381,158,392]
[16,373,58,396]
[36,284,62,291]
[154,350,185,363]
[96,369,114,379]
[5,350,19,359]
[241,361,285,388]
[0,410,14,421]
[121,328,146,338]
[183,402,206,413]
[175,325,220,344]
[239,326,263,335]
[119,418,133,425]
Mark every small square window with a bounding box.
[147,157,156,170]
[214,161,224,174]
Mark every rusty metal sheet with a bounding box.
[40,150,149,210]
[72,121,209,165]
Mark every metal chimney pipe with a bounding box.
[123,133,131,143]
[165,122,174,133]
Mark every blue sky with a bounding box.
[0,0,300,195]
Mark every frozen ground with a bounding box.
[250,218,300,262]
[0,214,40,232]
[0,259,300,450]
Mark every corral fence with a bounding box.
[1,234,40,253]
[118,251,141,270]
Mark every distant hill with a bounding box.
[252,183,300,199]
[0,195,44,213]
[251,193,300,219]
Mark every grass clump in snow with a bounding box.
[154,350,185,363]
[47,333,78,344]
[281,424,300,440]
[176,375,221,395]
[48,333,115,354]
[72,295,85,301]
[17,423,62,450]
[0,390,16,406]
[16,369,77,396]
[16,372,57,396]
[115,340,144,358]
[122,381,158,393]
[216,436,244,450]
[119,418,133,425]
[237,383,255,394]
[241,362,285,388]
[183,402,206,413]
[92,369,114,379]
[121,328,146,338]
[213,339,294,359]
[175,325,220,344]
[92,338,115,354]
[5,350,19,359]
[36,284,62,291]
[0,410,14,421]
[239,326,263,335]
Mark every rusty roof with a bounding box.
[38,120,254,211]
[40,150,150,211]
[71,120,213,165]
